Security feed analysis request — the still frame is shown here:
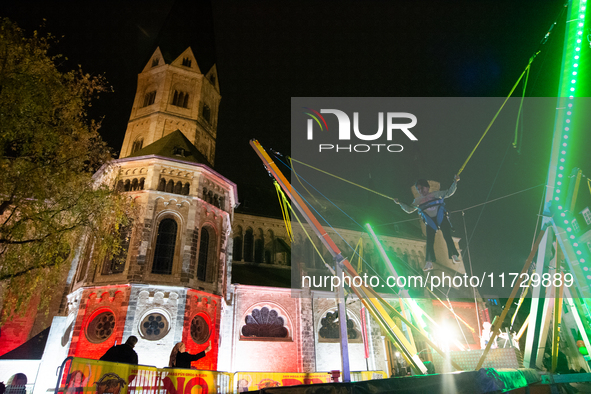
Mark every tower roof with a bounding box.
[127,129,212,167]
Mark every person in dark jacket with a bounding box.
[168,341,212,368]
[100,336,139,365]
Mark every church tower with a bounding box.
[119,47,220,165]
[52,47,236,371]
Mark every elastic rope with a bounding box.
[274,155,366,230]
[513,58,532,153]
[447,296,472,348]
[289,157,396,201]
[457,58,536,176]
[424,286,475,332]
[465,141,512,246]
[462,210,481,338]
[531,185,547,251]
[378,183,542,227]
[274,181,293,242]
[274,151,480,300]
[449,183,545,214]
[290,175,472,300]
[285,195,333,275]
[290,185,397,290]
[289,156,326,209]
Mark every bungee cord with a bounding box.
[457,53,538,176]
[283,167,475,333]
[462,210,482,342]
[272,151,482,312]
[274,181,294,242]
[461,141,512,249]
[377,183,545,228]
[288,157,397,202]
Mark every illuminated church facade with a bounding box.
[0,47,483,391]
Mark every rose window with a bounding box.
[140,313,169,340]
[86,311,115,343]
[190,315,210,344]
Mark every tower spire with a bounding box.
[119,47,220,165]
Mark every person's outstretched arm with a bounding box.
[192,341,213,362]
[443,174,460,198]
[394,198,417,214]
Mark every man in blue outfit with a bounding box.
[394,175,461,271]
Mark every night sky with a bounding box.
[3,0,590,297]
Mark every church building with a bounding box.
[0,46,484,392]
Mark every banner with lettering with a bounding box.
[55,357,385,394]
[56,357,232,394]
[234,371,386,392]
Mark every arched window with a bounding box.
[254,229,264,264]
[103,225,131,274]
[131,138,144,154]
[318,310,361,343]
[139,178,145,190]
[244,228,254,263]
[152,218,178,275]
[174,181,182,195]
[165,180,174,193]
[305,240,314,268]
[197,227,216,282]
[203,104,211,123]
[158,178,166,191]
[241,307,288,339]
[172,91,189,108]
[124,180,131,192]
[143,91,156,107]
[116,180,124,191]
[265,230,275,264]
[181,183,190,195]
[233,235,243,261]
[197,229,209,281]
[131,178,139,191]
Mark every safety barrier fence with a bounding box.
[54,357,386,394]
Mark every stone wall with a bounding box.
[232,285,303,372]
[312,295,369,372]
[123,285,186,367]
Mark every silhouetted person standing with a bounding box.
[100,336,139,365]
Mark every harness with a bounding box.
[417,198,453,232]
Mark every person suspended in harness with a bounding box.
[394,175,461,271]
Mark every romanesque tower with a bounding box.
[119,47,220,165]
[51,48,236,371]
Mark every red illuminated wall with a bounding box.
[69,286,131,359]
[182,289,221,370]
[0,295,40,356]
